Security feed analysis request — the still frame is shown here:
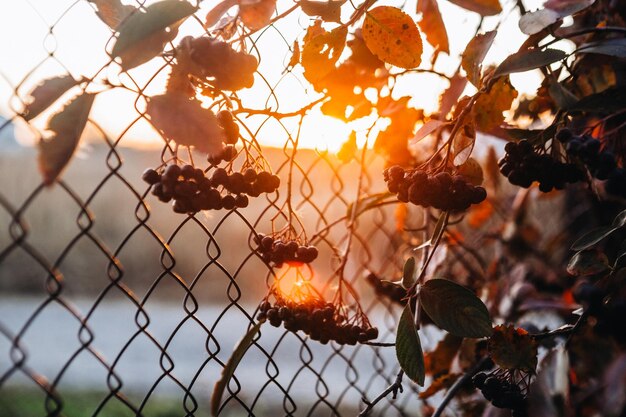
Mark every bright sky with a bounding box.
[0,0,556,152]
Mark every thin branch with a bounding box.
[358,370,404,416]
[234,97,327,118]
[432,357,490,417]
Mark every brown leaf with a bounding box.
[417,0,449,54]
[146,92,225,155]
[452,123,476,166]
[457,157,483,185]
[410,119,447,144]
[21,75,78,121]
[447,0,502,16]
[38,93,96,185]
[473,76,518,131]
[301,21,348,87]
[287,40,300,70]
[362,6,423,69]
[299,0,346,23]
[461,30,496,87]
[488,324,538,372]
[468,199,494,228]
[519,0,595,35]
[89,0,136,30]
[483,146,500,191]
[440,74,468,117]
[239,0,276,30]
[419,373,460,399]
[204,0,238,28]
[424,333,463,377]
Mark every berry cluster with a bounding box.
[257,299,378,345]
[207,144,237,165]
[384,166,487,211]
[188,37,257,91]
[216,110,240,145]
[472,372,527,416]
[142,164,280,214]
[365,273,407,306]
[558,129,626,198]
[498,140,584,192]
[253,234,319,267]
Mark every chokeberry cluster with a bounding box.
[498,139,584,192]
[558,129,626,198]
[216,110,239,145]
[365,272,407,306]
[207,144,237,165]
[257,298,378,345]
[472,372,527,417]
[253,234,319,267]
[211,168,280,197]
[187,36,257,91]
[384,166,487,211]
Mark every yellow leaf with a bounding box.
[417,0,449,54]
[301,20,348,87]
[473,76,518,131]
[362,6,423,69]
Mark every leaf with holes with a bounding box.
[112,0,196,70]
[571,226,619,251]
[38,93,96,186]
[417,0,449,54]
[447,0,501,15]
[567,250,610,276]
[519,0,595,35]
[461,30,496,87]
[300,0,346,23]
[488,324,537,372]
[362,6,423,69]
[239,0,276,30]
[494,48,566,78]
[21,75,78,121]
[211,322,262,416]
[89,0,136,30]
[301,20,347,87]
[473,76,518,131]
[396,305,425,385]
[146,92,225,155]
[420,278,492,338]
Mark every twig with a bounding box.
[432,357,490,417]
[234,96,327,118]
[358,370,404,416]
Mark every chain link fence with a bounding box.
[0,1,457,416]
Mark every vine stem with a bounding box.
[358,370,404,417]
[432,357,490,417]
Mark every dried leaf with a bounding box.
[417,0,449,54]
[447,0,501,16]
[211,322,262,416]
[287,40,300,70]
[452,123,476,166]
[204,0,237,28]
[519,0,595,35]
[38,93,96,185]
[21,75,77,121]
[473,76,518,131]
[424,333,463,376]
[111,0,196,71]
[571,226,619,251]
[301,21,347,86]
[461,30,496,87]
[89,0,136,30]
[419,373,460,399]
[362,6,423,69]
[410,119,446,144]
[488,324,537,372]
[457,157,483,186]
[566,250,610,276]
[396,305,425,385]
[239,0,276,30]
[468,199,493,228]
[146,92,225,155]
[494,48,566,78]
[299,0,346,23]
[440,74,468,116]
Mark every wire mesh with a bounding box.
[0,1,446,416]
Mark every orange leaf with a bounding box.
[473,76,518,131]
[417,0,449,54]
[239,0,276,30]
[419,373,460,399]
[468,199,493,228]
[395,203,407,232]
[452,123,476,166]
[488,324,538,372]
[89,0,136,30]
[362,6,423,69]
[461,30,496,87]
[301,20,348,87]
[424,334,463,376]
[299,0,346,23]
[447,0,501,16]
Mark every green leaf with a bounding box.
[211,322,262,416]
[577,37,626,58]
[420,278,492,338]
[38,93,96,185]
[494,48,566,78]
[111,0,196,70]
[571,226,619,251]
[402,257,416,289]
[22,75,78,121]
[396,305,425,385]
[566,250,610,276]
[612,209,626,227]
[567,87,626,113]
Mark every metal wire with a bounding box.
[0,1,439,416]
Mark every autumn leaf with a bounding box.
[239,0,276,30]
[439,74,467,117]
[111,0,196,71]
[146,92,225,155]
[417,0,449,54]
[424,333,463,377]
[461,30,496,87]
[21,75,78,121]
[88,0,136,30]
[452,123,476,166]
[457,157,483,186]
[362,6,423,69]
[419,373,460,399]
[299,0,346,23]
[519,0,595,35]
[38,93,96,185]
[447,0,501,16]
[204,0,237,28]
[488,324,537,372]
[301,21,348,87]
[473,76,518,131]
[468,199,493,228]
[494,48,566,78]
